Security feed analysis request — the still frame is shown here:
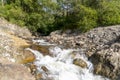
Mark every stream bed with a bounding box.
[27,39,109,80]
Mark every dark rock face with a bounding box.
[86,26,120,79]
[44,25,120,79]
[90,43,120,79]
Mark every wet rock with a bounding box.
[26,64,44,80]
[27,64,37,75]
[94,63,102,74]
[16,49,35,64]
[41,66,49,72]
[91,48,120,79]
[73,58,87,68]
[59,41,62,44]
[0,63,35,80]
[30,44,50,56]
[35,73,43,80]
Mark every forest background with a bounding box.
[0,0,120,35]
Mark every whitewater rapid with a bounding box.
[27,39,109,80]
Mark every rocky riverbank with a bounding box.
[0,18,120,80]
[43,26,120,79]
[0,18,35,80]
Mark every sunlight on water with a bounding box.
[32,39,55,46]
[27,39,109,80]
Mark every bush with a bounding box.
[98,1,120,26]
[1,1,120,35]
[63,5,97,32]
[0,4,26,26]
[77,5,97,32]
[7,7,26,26]
[26,13,43,32]
[0,5,9,18]
[26,12,55,35]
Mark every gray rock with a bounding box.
[0,63,35,80]
[91,48,120,79]
[43,25,120,79]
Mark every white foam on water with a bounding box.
[28,39,109,80]
[32,39,55,45]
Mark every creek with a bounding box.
[27,39,109,80]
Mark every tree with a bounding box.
[97,1,120,26]
[1,0,4,6]
[1,0,120,35]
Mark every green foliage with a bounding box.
[77,5,97,32]
[56,4,97,32]
[7,7,26,26]
[0,0,120,35]
[26,13,43,32]
[97,1,120,26]
[26,12,55,35]
[0,6,6,17]
[0,0,57,35]
[0,4,26,26]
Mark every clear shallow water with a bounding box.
[27,39,109,80]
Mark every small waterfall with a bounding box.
[27,39,109,80]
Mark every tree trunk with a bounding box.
[1,0,4,6]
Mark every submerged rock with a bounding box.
[30,44,50,56]
[41,66,49,72]
[73,58,87,68]
[35,73,43,80]
[16,49,35,64]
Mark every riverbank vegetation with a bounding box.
[0,0,120,35]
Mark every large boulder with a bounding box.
[44,25,120,79]
[0,63,35,80]
[85,26,120,79]
[0,18,35,80]
[84,26,120,79]
[90,43,120,79]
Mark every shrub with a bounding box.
[98,1,120,26]
[7,7,26,26]
[26,13,43,32]
[77,5,97,32]
[63,5,97,32]
[26,12,55,35]
[0,4,26,26]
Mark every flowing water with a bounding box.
[27,39,109,80]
